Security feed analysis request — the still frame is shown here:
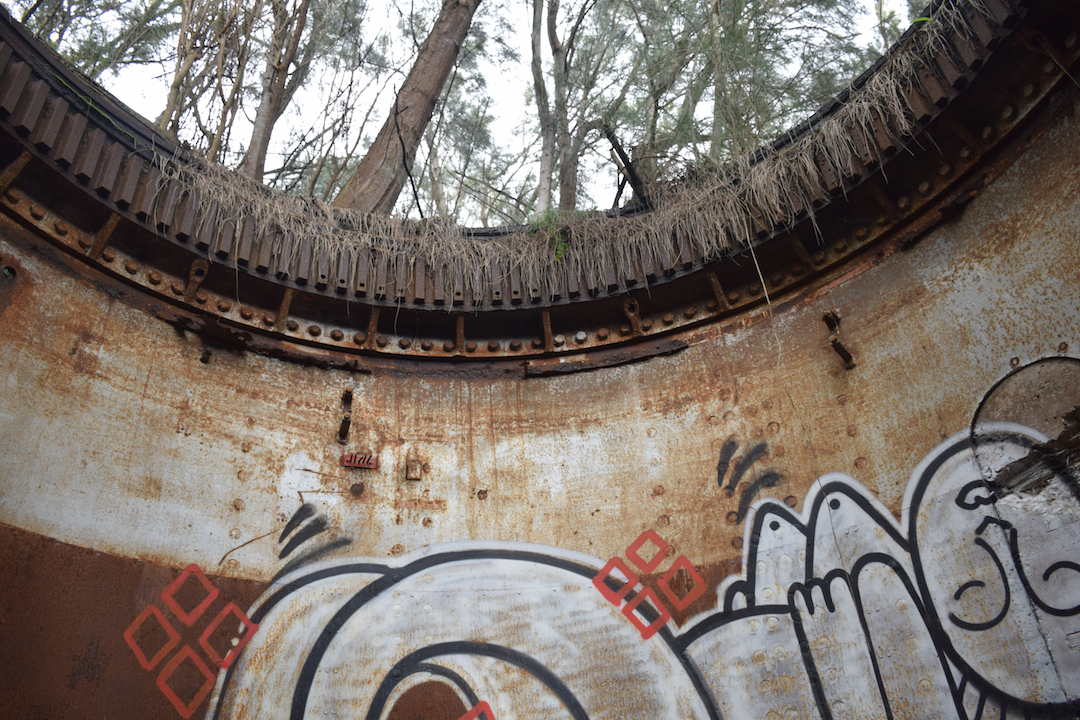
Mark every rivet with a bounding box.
[726,291,740,303]
[232,499,245,511]
[263,313,276,326]
[846,425,857,437]
[552,334,565,346]
[791,264,803,275]
[286,319,299,331]
[54,220,69,235]
[662,313,675,325]
[354,331,366,344]
[421,339,433,350]
[918,181,931,195]
[443,339,455,351]
[217,300,231,312]
[574,331,587,343]
[981,126,994,140]
[29,204,44,219]
[706,300,718,311]
[423,517,433,528]
[619,325,632,336]
[148,271,162,286]
[488,340,500,351]
[731,537,743,549]
[124,260,138,274]
[596,328,609,340]
[640,319,653,331]
[749,284,761,296]
[855,457,868,469]
[195,290,208,303]
[172,281,184,296]
[331,329,344,341]
[784,496,797,507]
[1022,83,1036,98]
[398,337,410,348]
[309,325,322,337]
[770,273,784,286]
[101,248,115,262]
[959,147,970,159]
[5,188,21,203]
[531,337,544,348]
[349,482,365,497]
[812,251,826,265]
[1000,105,1014,121]
[897,196,910,210]
[834,239,847,252]
[855,227,868,239]
[509,339,522,350]
[684,307,697,319]
[1059,342,1068,352]
[466,340,477,352]
[938,164,952,177]
[1010,356,1020,368]
[1044,60,1056,74]
[376,334,389,347]
[1065,33,1077,49]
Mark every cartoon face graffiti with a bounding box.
[911,425,1080,709]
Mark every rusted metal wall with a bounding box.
[2,9,1080,720]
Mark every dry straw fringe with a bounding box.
[157,0,993,306]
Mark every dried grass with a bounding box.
[156,0,995,305]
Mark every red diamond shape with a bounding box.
[622,586,670,640]
[593,557,639,605]
[199,602,259,669]
[124,604,181,671]
[658,555,706,611]
[625,530,669,573]
[161,564,219,626]
[156,645,216,719]
[457,700,496,720]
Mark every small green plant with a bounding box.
[530,208,573,261]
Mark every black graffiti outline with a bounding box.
[716,439,785,522]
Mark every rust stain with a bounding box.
[394,498,448,511]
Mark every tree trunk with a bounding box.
[531,0,554,215]
[239,0,311,181]
[334,0,482,214]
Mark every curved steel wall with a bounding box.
[1,2,1079,719]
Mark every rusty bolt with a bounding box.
[443,339,455,351]
[29,204,44,219]
[1000,105,1014,121]
[195,290,208,304]
[477,489,488,500]
[574,331,587,344]
[422,463,431,473]
[239,307,253,319]
[101,248,115,262]
[423,517,433,527]
[1010,357,1020,368]
[791,264,804,275]
[812,250,826,264]
[768,421,780,434]
[731,537,743,550]
[420,339,433,350]
[54,220,69,235]
[846,425,857,437]
[354,331,366,344]
[509,339,522,350]
[286,319,299,331]
[124,260,138,274]
[488,340,500,351]
[376,334,389,347]
[217,300,231,312]
[531,337,543,348]
[390,544,404,554]
[855,457,868,469]
[748,284,761,296]
[726,291,740,304]
[959,147,971,159]
[398,337,411,349]
[770,273,784,286]
[619,325,631,336]
[774,446,785,457]
[939,164,952,177]
[552,334,565,346]
[1044,60,1055,74]
[171,280,184,295]
[309,325,322,337]
[706,300,718,311]
[653,485,665,496]
[784,496,797,507]
[897,196,910,210]
[5,188,21,203]
[263,313,276,326]
[981,126,994,141]
[918,181,931,195]
[148,271,162,285]
[855,226,868,239]
[232,499,245,511]
[684,307,697,319]
[466,340,477,352]
[726,511,739,525]
[349,482,364,497]
[640,319,653,331]
[662,312,675,325]
[1022,83,1036,98]
[329,329,342,341]
[1059,342,1069,352]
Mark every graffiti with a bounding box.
[205,419,1080,720]
[593,529,706,639]
[458,700,496,720]
[123,564,259,718]
[717,438,782,521]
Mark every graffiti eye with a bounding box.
[953,580,986,601]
